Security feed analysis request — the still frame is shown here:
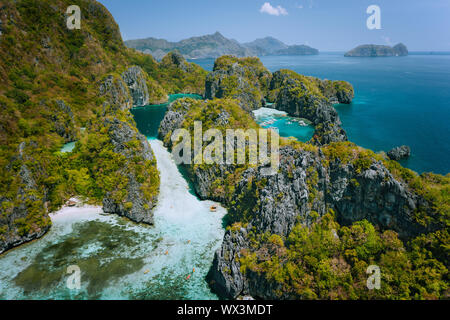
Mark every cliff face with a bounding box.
[205,56,271,112]
[205,57,354,145]
[345,43,408,57]
[102,117,158,224]
[121,66,150,107]
[159,92,445,299]
[210,146,432,298]
[0,142,51,254]
[269,70,353,145]
[0,0,207,252]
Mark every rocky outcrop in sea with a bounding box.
[208,144,432,299]
[345,43,408,57]
[387,145,411,160]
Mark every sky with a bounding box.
[98,0,450,51]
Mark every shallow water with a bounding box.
[0,140,225,300]
[60,141,76,153]
[253,107,314,142]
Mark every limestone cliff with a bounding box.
[0,142,51,254]
[102,117,158,224]
[205,56,353,145]
[159,97,444,299]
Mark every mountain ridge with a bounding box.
[125,32,319,60]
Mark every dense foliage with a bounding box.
[240,211,448,299]
[0,0,203,243]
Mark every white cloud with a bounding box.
[260,2,288,16]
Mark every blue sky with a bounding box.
[98,0,450,51]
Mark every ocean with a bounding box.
[190,53,450,175]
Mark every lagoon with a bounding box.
[190,53,450,174]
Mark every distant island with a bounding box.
[344,43,408,57]
[125,32,319,60]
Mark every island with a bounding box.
[125,33,318,60]
[344,43,408,57]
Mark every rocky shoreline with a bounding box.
[158,56,442,299]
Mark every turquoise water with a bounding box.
[1,93,225,300]
[0,140,226,300]
[131,94,203,138]
[190,54,450,175]
[60,141,76,153]
[252,107,314,142]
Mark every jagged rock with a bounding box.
[41,36,51,49]
[387,145,411,160]
[98,67,159,225]
[328,160,424,238]
[209,229,249,298]
[121,66,149,107]
[102,118,157,224]
[270,70,351,145]
[158,98,433,299]
[205,56,270,112]
[0,142,50,254]
[99,74,132,111]
[51,99,76,141]
[209,146,429,298]
[158,98,194,140]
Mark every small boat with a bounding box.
[67,200,76,207]
[210,205,217,212]
[193,268,195,273]
[144,269,149,274]
[165,250,169,255]
[186,274,191,280]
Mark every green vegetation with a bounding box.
[165,98,263,205]
[211,55,272,109]
[240,211,448,299]
[0,0,203,244]
[127,50,207,97]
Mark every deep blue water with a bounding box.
[189,54,450,175]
